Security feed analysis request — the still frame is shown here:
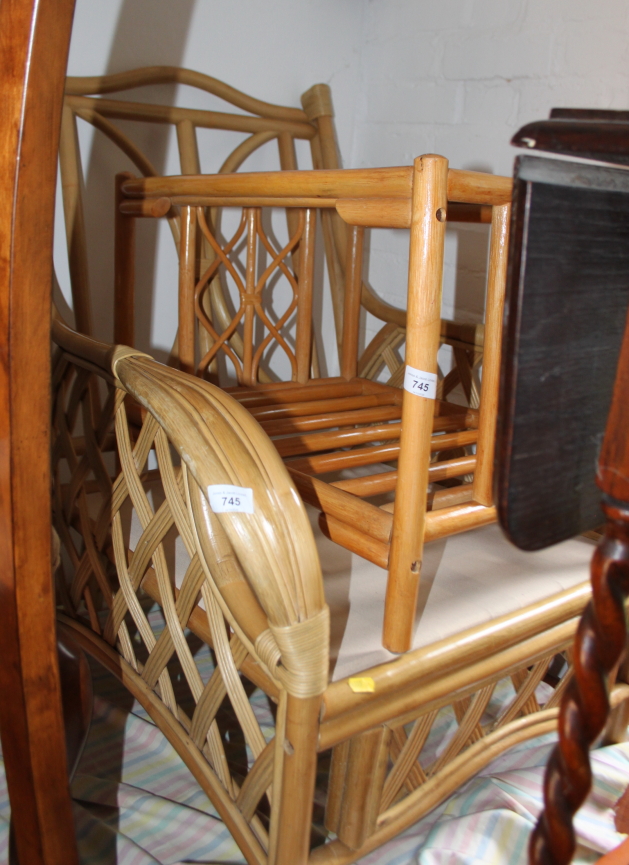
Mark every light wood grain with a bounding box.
[295,209,316,384]
[335,727,392,849]
[340,226,365,380]
[122,165,510,206]
[52,321,597,865]
[67,66,309,122]
[320,620,579,750]
[336,199,493,229]
[114,172,136,347]
[288,469,393,544]
[119,197,171,218]
[121,166,415,200]
[385,155,449,653]
[66,93,315,139]
[319,514,390,569]
[473,203,510,506]
[178,206,197,374]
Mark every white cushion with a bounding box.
[128,490,594,684]
[314,508,594,681]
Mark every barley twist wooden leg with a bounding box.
[530,499,629,865]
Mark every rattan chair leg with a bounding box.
[335,727,392,850]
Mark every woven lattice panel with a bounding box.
[195,206,313,384]
[52,351,284,859]
[379,655,573,813]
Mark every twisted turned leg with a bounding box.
[530,499,629,865]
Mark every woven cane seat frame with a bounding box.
[51,309,603,865]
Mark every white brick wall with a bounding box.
[57,0,364,361]
[354,0,629,174]
[352,0,629,346]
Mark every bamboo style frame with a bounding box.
[51,315,614,865]
[118,155,511,652]
[60,66,482,391]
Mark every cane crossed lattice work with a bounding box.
[379,655,571,813]
[52,327,330,864]
[52,354,118,627]
[193,206,315,384]
[323,648,575,846]
[62,67,486,394]
[52,318,601,864]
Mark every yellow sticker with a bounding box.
[348,677,376,693]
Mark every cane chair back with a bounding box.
[62,66,321,365]
[61,67,481,393]
[52,313,600,865]
[117,154,511,652]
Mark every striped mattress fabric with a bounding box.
[1,612,627,865]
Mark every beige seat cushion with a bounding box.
[128,490,593,684]
[314,508,594,681]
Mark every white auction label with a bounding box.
[208,485,254,514]
[403,365,437,400]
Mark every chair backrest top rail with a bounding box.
[121,196,497,230]
[65,65,309,124]
[65,94,316,139]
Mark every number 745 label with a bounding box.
[403,365,437,400]
[207,484,254,514]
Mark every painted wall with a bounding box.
[55,0,629,371]
[56,0,365,368]
[354,0,629,339]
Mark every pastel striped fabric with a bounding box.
[1,628,627,864]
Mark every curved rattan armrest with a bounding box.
[52,316,329,695]
[115,354,328,696]
[115,353,324,610]
[52,310,150,377]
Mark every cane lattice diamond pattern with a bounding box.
[378,654,573,813]
[195,206,311,383]
[52,351,279,854]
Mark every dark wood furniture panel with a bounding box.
[497,155,629,550]
[497,114,629,865]
[0,1,80,863]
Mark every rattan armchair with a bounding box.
[116,154,508,651]
[52,310,603,864]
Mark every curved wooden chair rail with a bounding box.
[51,312,629,864]
[0,0,81,863]
[61,65,483,392]
[116,153,511,652]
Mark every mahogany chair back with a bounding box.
[117,155,512,652]
[496,113,629,865]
